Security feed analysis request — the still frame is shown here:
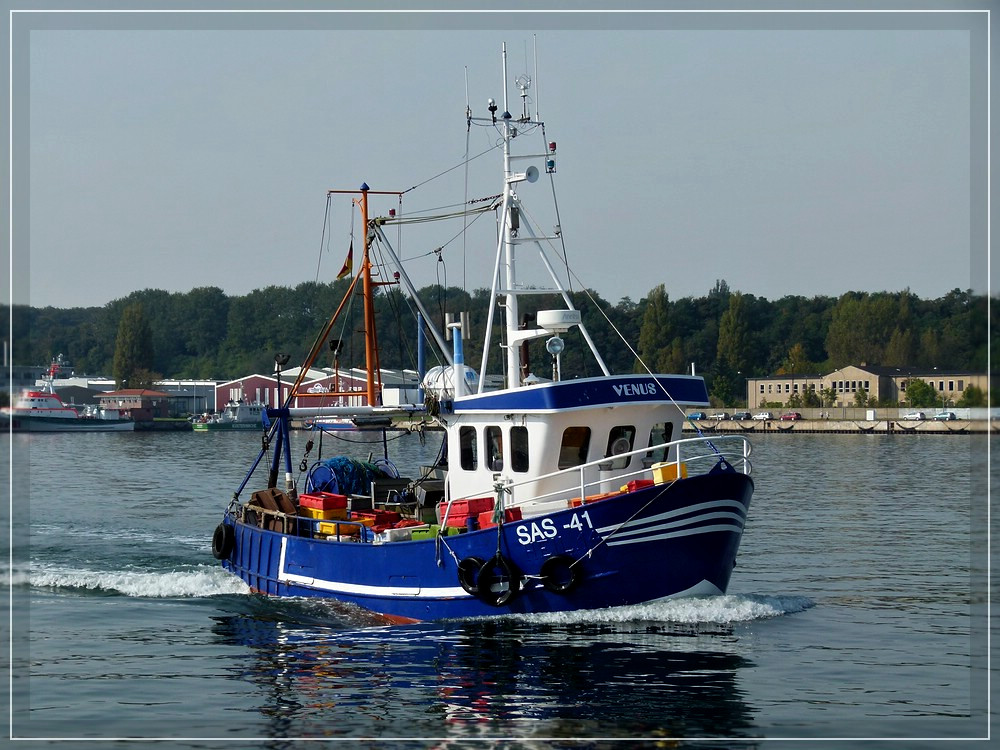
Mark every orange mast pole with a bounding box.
[325,186,400,408]
[358,186,378,406]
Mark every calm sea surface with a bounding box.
[5,429,992,748]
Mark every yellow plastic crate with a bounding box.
[317,520,360,536]
[299,506,348,521]
[652,462,688,484]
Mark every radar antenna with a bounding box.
[516,73,532,121]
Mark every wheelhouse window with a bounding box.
[459,426,477,471]
[558,427,591,470]
[604,425,636,469]
[485,426,503,471]
[510,426,529,473]
[645,422,674,464]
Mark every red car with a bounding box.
[779,412,802,421]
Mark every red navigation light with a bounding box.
[548,141,557,152]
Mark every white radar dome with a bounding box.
[422,365,479,399]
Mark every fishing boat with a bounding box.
[192,400,266,431]
[1,384,134,432]
[212,46,754,623]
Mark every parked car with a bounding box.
[709,412,729,420]
[932,411,957,421]
[752,412,773,421]
[779,412,802,421]
[732,411,752,420]
[901,411,926,421]
[688,412,707,420]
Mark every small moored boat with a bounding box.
[1,385,134,432]
[192,401,265,431]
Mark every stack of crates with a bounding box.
[438,497,494,528]
[298,492,349,520]
[298,492,349,537]
[349,510,402,531]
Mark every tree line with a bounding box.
[4,280,993,405]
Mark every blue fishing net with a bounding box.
[306,456,390,495]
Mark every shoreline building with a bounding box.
[746,364,991,409]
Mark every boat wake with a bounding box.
[22,563,251,598]
[513,593,815,626]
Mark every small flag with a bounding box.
[336,241,353,279]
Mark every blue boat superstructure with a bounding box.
[213,43,755,623]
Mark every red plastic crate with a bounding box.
[299,492,348,511]
[350,510,401,527]
[623,479,654,493]
[438,497,494,519]
[477,507,523,529]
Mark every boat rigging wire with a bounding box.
[541,124,573,292]
[381,202,496,226]
[395,202,498,264]
[400,142,501,196]
[559,262,723,456]
[464,65,471,291]
[314,192,333,283]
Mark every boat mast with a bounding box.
[478,43,613,390]
[358,185,380,406]
[499,44,522,389]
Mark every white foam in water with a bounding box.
[516,594,814,626]
[27,564,251,598]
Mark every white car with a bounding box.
[752,412,773,421]
[901,411,925,421]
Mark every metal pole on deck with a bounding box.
[417,312,426,403]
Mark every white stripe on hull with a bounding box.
[276,537,468,599]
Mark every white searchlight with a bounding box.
[506,165,539,185]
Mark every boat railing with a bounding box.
[233,502,378,542]
[441,433,752,524]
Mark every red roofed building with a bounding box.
[96,389,173,421]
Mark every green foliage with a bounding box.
[113,303,156,388]
[903,378,941,408]
[635,284,673,372]
[802,388,822,408]
[825,292,898,368]
[957,384,986,408]
[4,281,989,396]
[777,342,815,375]
[715,292,752,395]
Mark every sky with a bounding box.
[10,8,989,310]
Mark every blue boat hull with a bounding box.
[219,470,753,622]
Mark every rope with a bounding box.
[314,192,333,283]
[401,143,501,195]
[521,481,680,584]
[395,204,497,264]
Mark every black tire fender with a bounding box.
[539,554,580,594]
[457,556,486,595]
[476,554,522,607]
[212,523,235,560]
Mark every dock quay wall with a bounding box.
[345,418,993,435]
[680,419,991,434]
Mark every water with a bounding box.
[6,430,991,747]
